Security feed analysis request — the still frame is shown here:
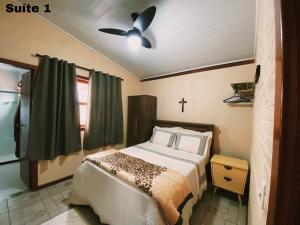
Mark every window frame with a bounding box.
[77,75,89,131]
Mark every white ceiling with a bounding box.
[18,0,256,79]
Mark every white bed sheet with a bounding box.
[68,142,208,225]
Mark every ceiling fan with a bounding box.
[98,6,156,50]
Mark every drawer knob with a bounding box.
[224,176,232,182]
[224,165,232,170]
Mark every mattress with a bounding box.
[68,142,208,225]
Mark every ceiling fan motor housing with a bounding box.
[127,28,142,38]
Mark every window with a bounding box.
[77,77,89,130]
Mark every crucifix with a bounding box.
[179,98,188,112]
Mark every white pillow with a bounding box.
[149,128,176,147]
[174,133,208,155]
[154,126,181,132]
[154,126,181,148]
[178,128,213,138]
[177,128,213,157]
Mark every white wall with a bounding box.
[248,0,276,224]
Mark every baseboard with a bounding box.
[33,175,73,191]
[0,159,20,166]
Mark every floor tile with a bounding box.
[210,201,229,214]
[25,214,50,225]
[41,198,57,212]
[218,197,230,208]
[9,209,22,224]
[3,179,247,225]
[0,200,8,215]
[37,189,50,200]
[0,200,7,209]
[8,192,38,206]
[21,201,47,218]
[238,205,247,218]
[190,201,209,225]
[60,189,71,199]
[0,213,10,225]
[237,216,247,225]
[48,207,69,219]
[228,204,239,218]
[214,210,237,224]
[202,211,226,225]
[225,222,236,225]
[195,185,246,225]
[0,163,28,200]
[51,193,69,209]
[8,195,40,211]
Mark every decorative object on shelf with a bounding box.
[179,98,188,112]
[223,82,254,103]
[223,65,260,104]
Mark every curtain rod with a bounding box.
[32,54,124,81]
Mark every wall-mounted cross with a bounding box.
[179,98,188,112]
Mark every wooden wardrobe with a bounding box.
[127,95,157,147]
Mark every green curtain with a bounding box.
[83,70,123,149]
[26,55,81,160]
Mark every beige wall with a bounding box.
[140,64,255,160]
[0,0,140,185]
[248,0,276,224]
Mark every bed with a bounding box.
[69,120,214,225]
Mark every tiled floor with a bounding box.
[190,188,247,225]
[0,154,18,164]
[0,179,247,225]
[0,162,28,200]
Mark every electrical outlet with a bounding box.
[259,181,266,209]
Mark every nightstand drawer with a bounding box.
[213,170,245,194]
[212,163,247,194]
[212,163,247,181]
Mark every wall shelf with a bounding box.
[223,65,260,104]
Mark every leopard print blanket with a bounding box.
[84,149,193,225]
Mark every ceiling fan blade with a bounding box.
[98,28,127,36]
[131,13,139,22]
[141,37,152,48]
[133,6,156,32]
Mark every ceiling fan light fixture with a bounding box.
[127,32,141,50]
[98,6,156,50]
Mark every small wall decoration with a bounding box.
[179,98,187,112]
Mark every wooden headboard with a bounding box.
[154,120,215,153]
[154,120,214,133]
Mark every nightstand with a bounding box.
[211,154,249,205]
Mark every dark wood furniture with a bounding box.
[267,0,300,224]
[127,95,157,147]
